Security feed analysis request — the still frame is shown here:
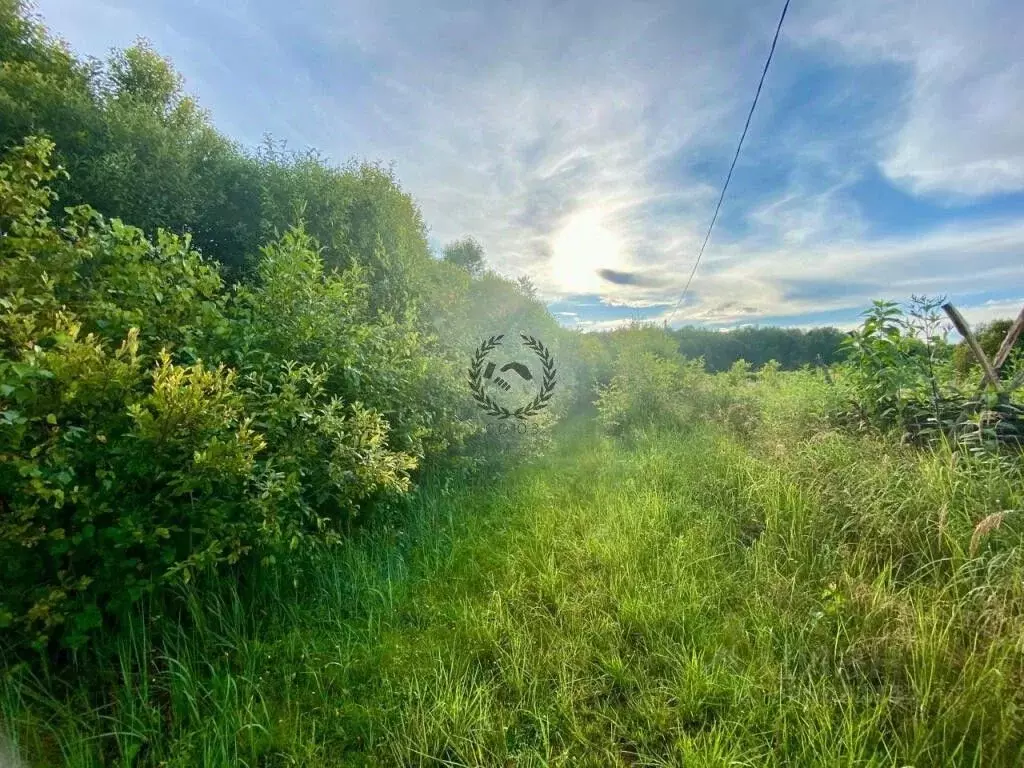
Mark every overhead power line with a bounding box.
[665,0,791,326]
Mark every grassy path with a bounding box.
[6,422,1023,765]
[288,426,764,766]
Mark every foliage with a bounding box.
[1,139,255,648]
[951,317,1018,378]
[839,297,1024,449]
[0,1,438,292]
[442,236,486,277]
[10,2,1024,763]
[515,275,537,298]
[5,384,1024,765]
[0,1,581,659]
[673,323,846,371]
[0,138,479,652]
[587,324,763,438]
[595,338,715,435]
[841,298,948,434]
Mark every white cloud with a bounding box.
[621,217,1024,327]
[798,0,1024,199]
[572,317,639,333]
[327,0,1024,321]
[959,298,1024,329]
[29,0,1024,330]
[336,0,754,296]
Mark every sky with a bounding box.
[35,0,1024,331]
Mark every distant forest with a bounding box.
[672,325,846,371]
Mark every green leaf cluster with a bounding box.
[0,138,467,651]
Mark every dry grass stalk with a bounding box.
[970,511,1009,556]
[937,504,948,545]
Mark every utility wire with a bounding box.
[665,0,791,325]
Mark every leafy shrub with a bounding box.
[951,318,1016,378]
[0,138,470,651]
[0,140,260,647]
[725,358,753,386]
[592,326,767,438]
[839,297,1024,449]
[595,344,714,435]
[841,298,956,438]
[229,224,472,463]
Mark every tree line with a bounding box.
[672,325,846,371]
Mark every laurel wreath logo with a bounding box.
[468,334,557,420]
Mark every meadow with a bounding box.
[3,2,1024,764]
[5,369,1024,766]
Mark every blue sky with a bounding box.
[36,0,1024,330]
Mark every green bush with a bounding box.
[595,344,712,435]
[839,297,1023,449]
[951,319,1015,379]
[1,139,258,647]
[592,326,768,438]
[0,138,470,652]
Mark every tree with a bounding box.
[517,275,537,298]
[952,318,1015,377]
[105,40,181,112]
[671,325,846,371]
[443,236,485,276]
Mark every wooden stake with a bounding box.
[942,302,1001,392]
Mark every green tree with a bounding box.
[951,318,1015,378]
[672,325,846,371]
[443,236,486,277]
[517,275,538,298]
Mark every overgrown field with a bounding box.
[5,373,1024,766]
[4,2,1024,764]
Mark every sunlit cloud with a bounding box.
[33,0,1024,329]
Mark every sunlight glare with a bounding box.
[550,209,625,295]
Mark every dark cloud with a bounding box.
[598,268,641,285]
[598,268,667,286]
[703,301,761,317]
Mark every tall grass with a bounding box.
[3,375,1023,765]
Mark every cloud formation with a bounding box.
[35,0,1024,329]
[799,0,1024,198]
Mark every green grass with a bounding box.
[4,381,1024,766]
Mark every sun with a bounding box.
[550,209,625,295]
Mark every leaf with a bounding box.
[2,410,25,424]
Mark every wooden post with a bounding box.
[942,302,1001,392]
